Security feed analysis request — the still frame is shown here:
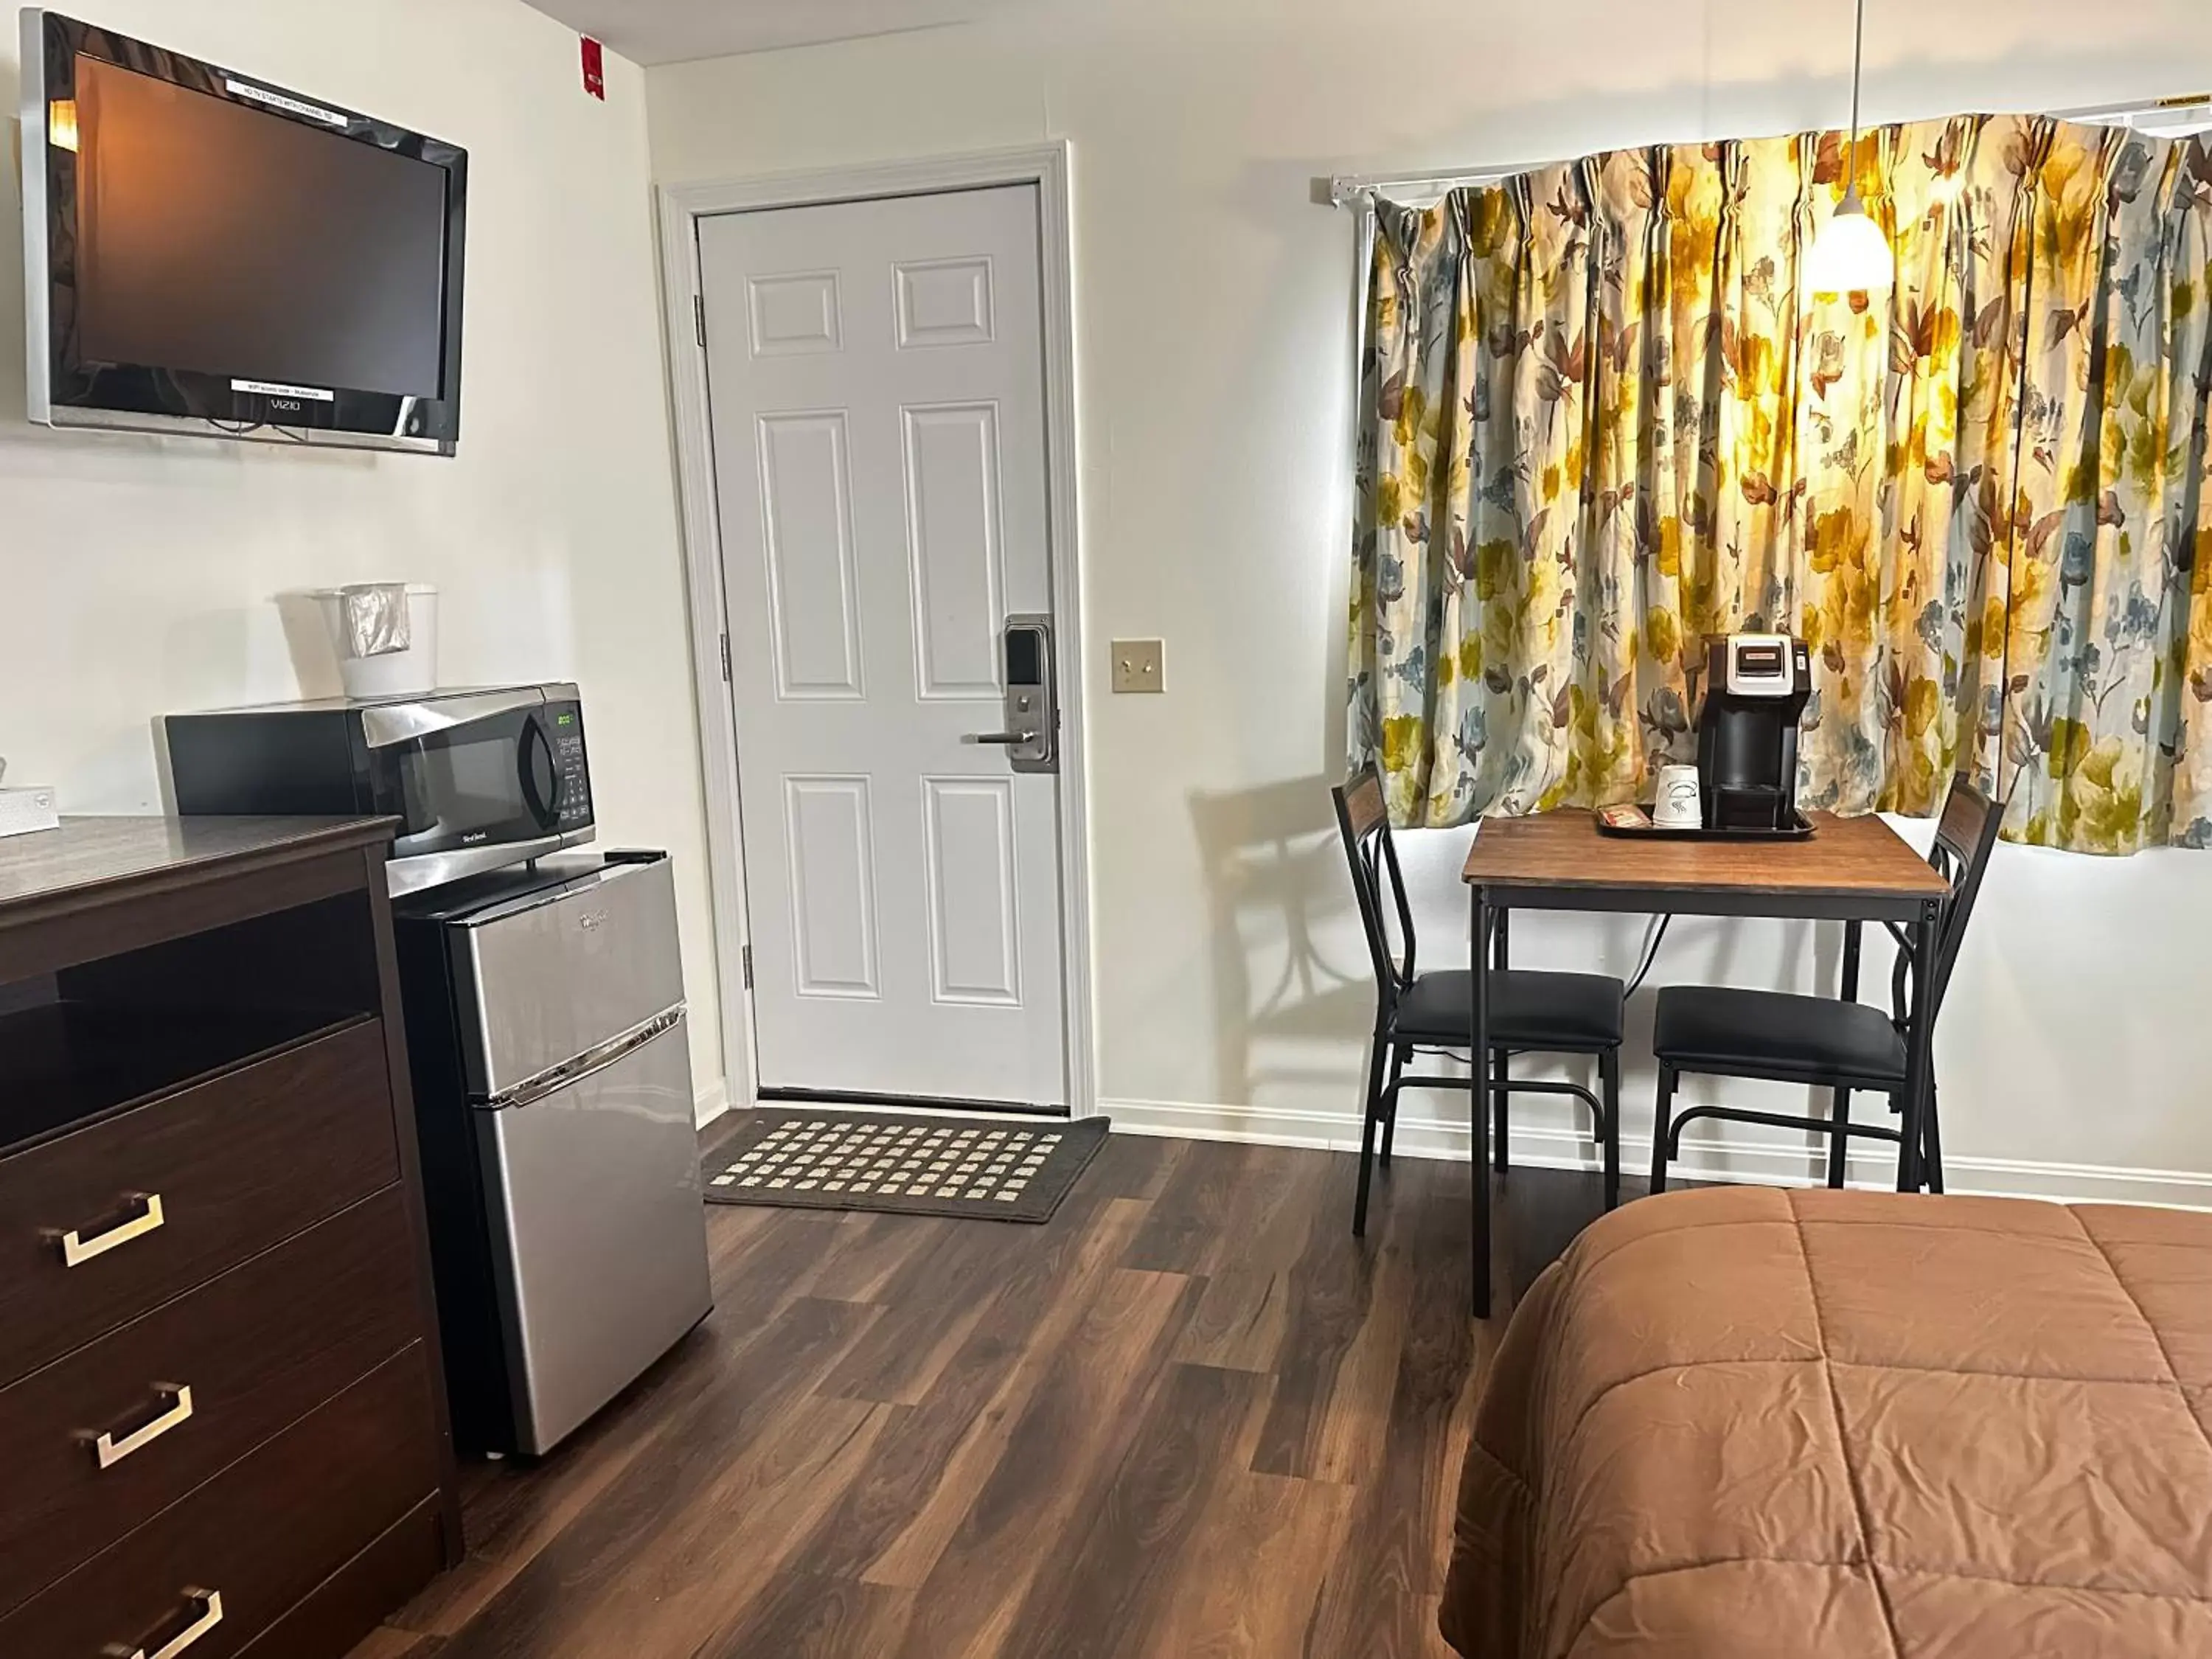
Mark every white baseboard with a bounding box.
[1103,1096,2212,1212]
[694,1076,731,1130]
[690,1079,2212,1212]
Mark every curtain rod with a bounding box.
[1321,163,1549,208]
[1320,91,2212,209]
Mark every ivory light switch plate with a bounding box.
[1110,639,1164,693]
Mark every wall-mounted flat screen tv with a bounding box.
[18,10,468,455]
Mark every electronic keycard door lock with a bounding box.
[966,615,1059,774]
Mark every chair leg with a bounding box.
[1650,1064,1678,1195]
[1599,1047,1621,1211]
[1922,1085,1945,1194]
[1352,1037,1388,1237]
[1380,1043,1408,1166]
[1491,1048,1510,1175]
[1827,1088,1852,1189]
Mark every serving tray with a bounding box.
[1595,806,1815,841]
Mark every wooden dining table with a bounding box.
[1460,810,1952,1316]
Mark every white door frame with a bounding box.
[655,142,1095,1121]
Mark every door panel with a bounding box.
[748,271,843,355]
[904,402,1006,699]
[895,257,995,347]
[922,776,1022,1006]
[700,184,1068,1110]
[475,1017,712,1454]
[453,858,686,1099]
[784,775,881,999]
[758,411,863,699]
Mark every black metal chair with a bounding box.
[1649,773,2003,1194]
[1333,767,1627,1235]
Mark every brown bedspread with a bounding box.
[1443,1186,2212,1658]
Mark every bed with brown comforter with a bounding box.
[1444,1186,2212,1658]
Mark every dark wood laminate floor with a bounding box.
[349,1133,1641,1659]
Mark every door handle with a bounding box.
[995,614,1058,774]
[483,1006,686,1110]
[60,1193,165,1267]
[93,1385,195,1470]
[122,1590,223,1659]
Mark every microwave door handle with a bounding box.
[517,715,560,832]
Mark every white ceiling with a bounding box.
[524,0,1029,64]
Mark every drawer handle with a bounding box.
[121,1589,223,1659]
[93,1384,195,1470]
[60,1193,165,1267]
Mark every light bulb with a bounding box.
[1806,190,1894,297]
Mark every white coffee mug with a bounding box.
[1654,764,1703,829]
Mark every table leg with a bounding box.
[1492,910,1510,1174]
[1897,900,1940,1193]
[1830,920,1862,1190]
[1470,886,1492,1318]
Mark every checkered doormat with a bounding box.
[702,1110,1110,1223]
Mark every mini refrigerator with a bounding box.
[394,851,713,1455]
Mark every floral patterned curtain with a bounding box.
[1346,116,2212,852]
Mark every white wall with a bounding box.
[1,1,726,1107]
[649,0,2212,1203]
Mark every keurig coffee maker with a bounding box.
[1697,633,1812,831]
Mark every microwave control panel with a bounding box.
[548,703,593,828]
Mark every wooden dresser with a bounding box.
[0,817,460,1659]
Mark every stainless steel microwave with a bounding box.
[165,684,594,894]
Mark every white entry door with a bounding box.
[699,186,1069,1109]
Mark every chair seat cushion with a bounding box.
[1397,969,1625,1051]
[1652,984,1907,1082]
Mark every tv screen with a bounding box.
[21,11,468,454]
[76,57,450,399]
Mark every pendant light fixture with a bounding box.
[1806,0,1895,296]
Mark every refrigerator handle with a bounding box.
[482,1006,686,1111]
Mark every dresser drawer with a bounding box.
[0,1186,423,1621]
[232,1497,448,1659]
[0,1018,399,1390]
[0,1346,442,1659]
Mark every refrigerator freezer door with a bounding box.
[473,1012,712,1453]
[453,856,687,1099]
